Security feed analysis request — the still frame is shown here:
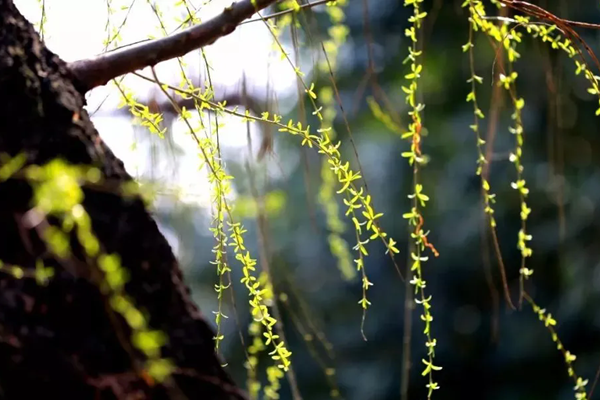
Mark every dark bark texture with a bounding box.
[0,1,244,399]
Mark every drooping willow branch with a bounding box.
[497,0,600,75]
[68,0,279,92]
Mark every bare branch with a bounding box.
[68,0,278,92]
[240,0,330,25]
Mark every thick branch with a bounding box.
[68,0,277,92]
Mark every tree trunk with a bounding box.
[0,1,243,398]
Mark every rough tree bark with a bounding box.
[0,0,248,398]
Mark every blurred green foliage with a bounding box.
[148,1,600,399]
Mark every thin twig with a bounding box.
[240,0,331,25]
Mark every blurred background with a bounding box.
[14,0,600,398]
